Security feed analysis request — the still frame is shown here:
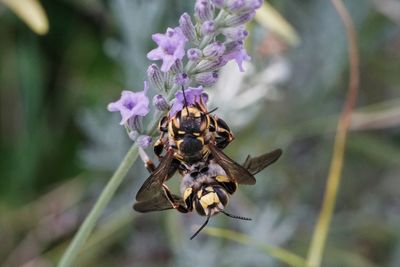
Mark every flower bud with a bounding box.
[224,40,242,53]
[201,20,216,35]
[193,71,219,86]
[194,57,228,72]
[164,70,175,91]
[175,73,189,86]
[179,13,197,42]
[224,11,255,27]
[170,59,183,74]
[195,0,213,22]
[226,0,245,13]
[147,64,165,92]
[153,94,170,111]
[203,42,226,57]
[137,135,152,148]
[211,0,225,8]
[250,0,263,10]
[222,25,249,41]
[226,0,262,13]
[187,48,202,61]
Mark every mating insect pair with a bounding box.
[133,89,282,239]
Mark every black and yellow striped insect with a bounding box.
[133,145,282,239]
[153,96,234,165]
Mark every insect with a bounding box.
[134,145,282,239]
[153,89,234,166]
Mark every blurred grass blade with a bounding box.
[306,0,360,266]
[205,227,306,267]
[2,0,49,35]
[255,2,300,46]
[58,143,139,267]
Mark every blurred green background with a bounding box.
[1,0,399,266]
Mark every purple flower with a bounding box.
[169,86,208,116]
[227,0,245,12]
[187,48,202,61]
[203,41,226,57]
[224,10,256,27]
[137,135,152,148]
[179,13,197,42]
[147,27,188,72]
[153,94,170,111]
[201,20,216,35]
[147,64,165,92]
[175,73,189,86]
[195,0,213,22]
[223,42,251,72]
[250,0,263,9]
[211,0,225,8]
[107,81,150,126]
[226,0,262,13]
[193,71,219,86]
[194,56,228,72]
[222,25,249,41]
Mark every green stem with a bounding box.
[306,0,359,266]
[58,142,139,267]
[205,227,306,267]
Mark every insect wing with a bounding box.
[133,191,183,213]
[135,150,174,202]
[209,143,256,185]
[243,149,282,175]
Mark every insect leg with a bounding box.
[138,147,156,172]
[154,132,168,158]
[211,116,234,149]
[162,184,189,213]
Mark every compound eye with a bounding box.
[199,115,208,131]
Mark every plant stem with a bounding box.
[205,227,306,267]
[306,0,359,266]
[58,142,139,267]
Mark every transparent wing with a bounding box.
[135,150,174,202]
[208,143,256,185]
[133,191,183,213]
[242,149,282,175]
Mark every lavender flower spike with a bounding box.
[147,27,188,72]
[107,81,150,127]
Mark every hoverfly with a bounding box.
[134,145,282,239]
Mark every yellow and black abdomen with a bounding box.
[183,184,231,217]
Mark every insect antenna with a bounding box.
[220,210,252,221]
[205,107,218,114]
[181,86,190,115]
[190,213,211,240]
